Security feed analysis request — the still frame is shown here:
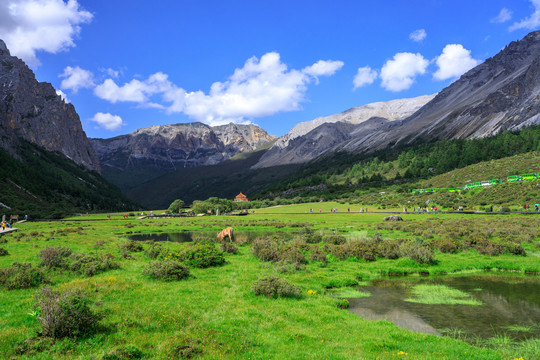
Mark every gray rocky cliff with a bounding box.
[253,94,435,169]
[90,122,275,188]
[0,39,100,172]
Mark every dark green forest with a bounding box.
[0,140,138,219]
[258,125,540,200]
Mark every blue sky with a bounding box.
[1,0,539,139]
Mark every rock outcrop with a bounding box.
[253,94,435,168]
[90,122,275,188]
[0,39,100,172]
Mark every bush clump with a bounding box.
[336,299,349,309]
[175,243,225,268]
[400,240,436,264]
[323,234,346,245]
[252,276,301,298]
[144,242,164,259]
[34,287,102,339]
[38,246,73,269]
[432,238,460,254]
[0,262,47,290]
[219,242,238,254]
[251,238,281,262]
[344,239,378,262]
[119,240,143,253]
[69,253,119,277]
[0,247,8,256]
[142,259,190,281]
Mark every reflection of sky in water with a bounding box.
[348,276,540,341]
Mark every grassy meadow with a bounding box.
[0,204,539,359]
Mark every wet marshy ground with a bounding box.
[349,275,540,341]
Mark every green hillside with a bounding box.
[127,146,299,209]
[0,140,139,219]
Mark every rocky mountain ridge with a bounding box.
[0,39,100,172]
[90,122,275,189]
[253,94,435,168]
[253,30,540,169]
[339,30,540,153]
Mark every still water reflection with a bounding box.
[127,232,193,242]
[349,275,540,340]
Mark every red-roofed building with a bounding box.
[234,192,249,202]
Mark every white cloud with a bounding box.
[409,29,427,42]
[491,8,512,23]
[90,112,123,131]
[94,52,343,126]
[103,68,120,78]
[0,0,92,67]
[302,60,344,81]
[353,66,378,89]
[380,52,428,92]
[433,44,480,81]
[509,0,540,31]
[55,89,69,103]
[59,65,94,93]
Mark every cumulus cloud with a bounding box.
[433,44,480,81]
[353,66,378,89]
[0,0,92,66]
[55,89,69,103]
[94,52,343,125]
[380,52,428,91]
[94,72,178,104]
[302,59,344,83]
[509,0,540,31]
[491,8,512,23]
[409,29,427,42]
[59,66,94,93]
[90,112,123,131]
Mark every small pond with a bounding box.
[127,232,193,243]
[349,275,540,341]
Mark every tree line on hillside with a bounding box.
[259,125,540,199]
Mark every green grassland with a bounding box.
[0,209,539,359]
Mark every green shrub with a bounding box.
[400,240,436,264]
[336,299,349,309]
[38,246,73,269]
[175,244,225,268]
[344,239,378,262]
[0,262,47,289]
[377,239,401,259]
[474,239,504,256]
[142,259,190,281]
[252,276,301,298]
[323,235,346,245]
[279,246,307,265]
[501,241,527,256]
[309,247,328,265]
[34,287,102,339]
[119,240,143,252]
[69,253,119,276]
[432,238,460,254]
[323,244,348,260]
[219,242,238,254]
[0,247,8,256]
[144,242,164,259]
[251,238,280,262]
